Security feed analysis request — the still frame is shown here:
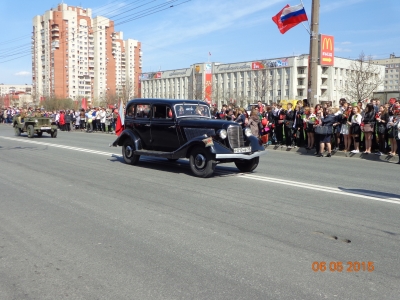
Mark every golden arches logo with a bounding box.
[322,37,333,51]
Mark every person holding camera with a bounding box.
[315,107,338,157]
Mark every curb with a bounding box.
[264,145,399,162]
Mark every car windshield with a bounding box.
[174,104,211,118]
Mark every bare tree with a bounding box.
[341,52,384,102]
[120,78,136,102]
[252,68,272,104]
[41,96,73,111]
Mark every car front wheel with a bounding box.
[234,157,259,173]
[123,139,140,165]
[14,126,21,136]
[27,125,34,138]
[189,146,216,178]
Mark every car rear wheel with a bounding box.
[14,126,21,136]
[37,132,43,137]
[189,146,216,178]
[234,157,259,173]
[123,139,140,165]
[27,125,34,138]
[51,130,57,138]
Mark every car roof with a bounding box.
[127,98,208,106]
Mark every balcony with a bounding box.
[297,73,307,78]
[88,52,94,57]
[320,85,328,90]
[297,85,306,89]
[52,32,59,38]
[321,73,328,79]
[51,26,59,32]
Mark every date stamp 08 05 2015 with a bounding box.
[312,261,374,272]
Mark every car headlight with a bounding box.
[244,127,252,137]
[218,129,227,139]
[34,119,38,123]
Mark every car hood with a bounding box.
[177,118,239,130]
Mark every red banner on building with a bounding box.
[252,61,265,70]
[204,64,212,104]
[320,34,334,66]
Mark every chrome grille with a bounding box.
[184,128,215,141]
[227,126,245,148]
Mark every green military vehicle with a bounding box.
[13,115,58,138]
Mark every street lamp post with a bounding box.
[307,0,320,106]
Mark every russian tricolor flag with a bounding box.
[272,3,308,34]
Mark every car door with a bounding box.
[132,103,152,150]
[150,104,181,151]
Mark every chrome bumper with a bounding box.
[215,150,266,160]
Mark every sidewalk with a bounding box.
[265,144,399,162]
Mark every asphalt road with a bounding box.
[0,124,399,300]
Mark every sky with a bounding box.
[0,0,399,85]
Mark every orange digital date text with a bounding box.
[312,261,374,272]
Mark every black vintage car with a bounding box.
[110,99,266,177]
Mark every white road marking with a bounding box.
[2,136,400,205]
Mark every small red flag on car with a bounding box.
[115,99,125,136]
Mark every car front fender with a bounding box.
[110,129,142,150]
[247,135,265,152]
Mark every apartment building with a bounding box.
[32,3,142,104]
[0,84,32,96]
[372,54,400,92]
[141,55,384,108]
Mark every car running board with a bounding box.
[134,149,176,159]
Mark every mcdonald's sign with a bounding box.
[320,34,334,66]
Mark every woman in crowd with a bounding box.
[284,103,295,148]
[376,105,388,155]
[305,107,316,150]
[293,103,303,147]
[314,108,324,154]
[264,106,274,145]
[59,110,66,131]
[75,110,81,130]
[387,107,398,156]
[393,108,400,164]
[349,106,362,153]
[333,107,342,150]
[362,103,375,154]
[340,104,352,153]
[64,110,71,132]
[234,107,247,128]
[100,108,106,132]
[316,107,338,157]
[79,109,86,131]
[248,109,261,138]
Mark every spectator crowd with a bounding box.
[1,106,119,134]
[211,98,400,162]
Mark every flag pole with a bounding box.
[300,0,311,33]
[301,22,311,35]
